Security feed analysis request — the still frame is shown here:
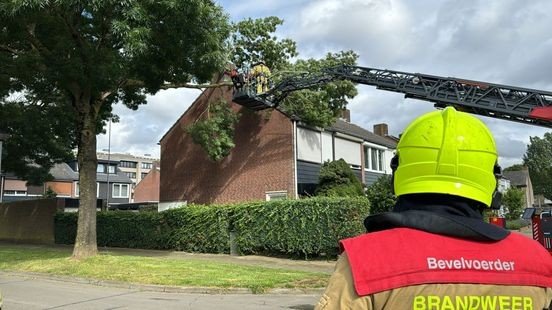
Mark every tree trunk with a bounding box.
[72,104,99,259]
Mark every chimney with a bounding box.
[373,123,388,136]
[340,109,351,122]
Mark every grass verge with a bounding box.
[0,246,328,293]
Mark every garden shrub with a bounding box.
[315,159,364,197]
[365,174,396,214]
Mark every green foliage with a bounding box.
[229,17,298,70]
[0,100,76,185]
[231,197,369,258]
[315,159,364,197]
[55,197,370,258]
[502,187,525,220]
[43,187,57,198]
[55,212,170,249]
[279,51,359,128]
[163,205,231,253]
[524,133,552,199]
[365,175,397,214]
[504,164,524,172]
[187,19,358,160]
[187,98,240,161]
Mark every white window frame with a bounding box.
[141,162,152,169]
[112,183,130,198]
[364,144,386,173]
[265,191,287,201]
[4,190,27,196]
[74,182,99,197]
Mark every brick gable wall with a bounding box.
[133,168,160,202]
[160,86,295,204]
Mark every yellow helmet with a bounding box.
[393,107,498,207]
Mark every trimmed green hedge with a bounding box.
[54,197,370,257]
[55,212,171,249]
[163,205,231,253]
[232,197,369,257]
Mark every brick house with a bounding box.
[133,164,160,202]
[159,84,396,208]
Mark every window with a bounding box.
[75,182,100,197]
[125,172,136,179]
[141,162,152,169]
[97,164,105,173]
[108,165,116,174]
[4,190,26,196]
[364,146,385,172]
[141,172,148,179]
[120,161,137,168]
[265,191,287,201]
[112,183,129,198]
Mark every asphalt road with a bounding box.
[0,274,319,310]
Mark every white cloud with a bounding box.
[97,88,201,158]
[99,0,552,167]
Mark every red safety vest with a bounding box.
[340,228,552,296]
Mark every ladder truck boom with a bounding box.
[233,65,552,128]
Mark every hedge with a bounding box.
[54,197,370,258]
[231,197,369,257]
[55,211,171,249]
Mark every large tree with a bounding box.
[523,132,552,199]
[189,17,359,161]
[0,0,230,259]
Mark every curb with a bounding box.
[0,271,324,295]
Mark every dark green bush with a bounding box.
[54,197,370,258]
[365,175,397,214]
[315,159,364,197]
[54,212,78,244]
[232,197,370,258]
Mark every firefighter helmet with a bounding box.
[393,107,498,207]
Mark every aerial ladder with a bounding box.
[232,64,552,252]
[233,64,552,128]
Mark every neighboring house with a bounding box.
[2,173,43,202]
[133,164,160,203]
[159,85,397,207]
[97,152,158,186]
[1,160,133,207]
[503,169,535,209]
[296,119,396,195]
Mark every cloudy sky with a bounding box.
[98,0,552,167]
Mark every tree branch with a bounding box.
[0,44,18,55]
[25,23,53,59]
[160,81,233,90]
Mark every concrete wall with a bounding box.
[0,198,62,244]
